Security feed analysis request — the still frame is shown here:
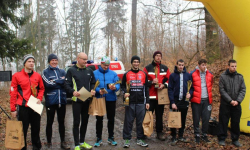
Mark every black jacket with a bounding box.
[219,69,246,105]
[168,66,191,108]
[64,64,96,102]
[121,69,149,104]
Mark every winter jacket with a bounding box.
[64,64,96,102]
[219,69,246,105]
[121,69,149,104]
[190,67,213,104]
[168,66,191,108]
[42,65,67,106]
[94,66,120,101]
[143,61,170,100]
[10,69,45,112]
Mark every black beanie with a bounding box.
[48,54,58,63]
[153,51,162,58]
[131,55,140,64]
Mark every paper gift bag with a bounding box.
[143,111,153,137]
[5,120,25,149]
[158,88,170,105]
[88,97,106,116]
[168,111,182,128]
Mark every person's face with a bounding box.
[154,54,162,63]
[49,59,58,68]
[77,54,88,68]
[101,63,109,71]
[228,63,237,73]
[132,60,140,70]
[24,58,35,70]
[198,63,207,72]
[177,62,184,72]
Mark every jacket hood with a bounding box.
[174,66,187,73]
[195,66,207,73]
[225,69,237,76]
[98,65,109,73]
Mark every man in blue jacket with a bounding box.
[42,54,69,149]
[93,56,120,147]
[168,59,191,146]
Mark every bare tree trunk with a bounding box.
[205,8,219,63]
[131,0,137,56]
[2,57,5,71]
[63,0,73,60]
[37,0,42,73]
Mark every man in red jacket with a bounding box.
[190,59,213,144]
[10,54,45,150]
[143,51,170,141]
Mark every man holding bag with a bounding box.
[64,52,96,150]
[122,56,150,148]
[143,51,170,141]
[93,56,120,147]
[10,54,45,150]
[168,59,191,146]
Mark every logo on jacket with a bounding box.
[207,105,212,111]
[138,75,141,79]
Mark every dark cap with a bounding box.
[131,55,140,64]
[153,51,162,58]
[48,54,58,63]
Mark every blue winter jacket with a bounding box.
[42,65,67,106]
[168,66,191,108]
[94,66,120,101]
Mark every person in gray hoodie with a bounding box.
[217,59,246,147]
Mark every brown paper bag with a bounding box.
[5,120,25,149]
[143,111,153,137]
[168,111,182,128]
[88,97,106,116]
[158,88,170,105]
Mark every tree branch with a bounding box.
[139,1,204,15]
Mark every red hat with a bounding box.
[153,51,162,58]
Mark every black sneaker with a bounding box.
[178,137,189,143]
[201,136,211,143]
[232,141,242,147]
[171,138,177,146]
[47,143,52,148]
[218,140,225,146]
[157,132,166,141]
[195,135,200,144]
[61,141,70,149]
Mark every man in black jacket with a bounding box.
[64,52,96,150]
[217,59,246,147]
[168,59,191,145]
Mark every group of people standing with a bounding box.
[9,50,246,150]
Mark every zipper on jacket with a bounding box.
[54,69,61,106]
[103,72,106,98]
[136,72,138,103]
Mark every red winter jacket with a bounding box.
[143,61,170,100]
[10,69,45,112]
[190,68,213,104]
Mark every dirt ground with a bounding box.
[0,84,250,150]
